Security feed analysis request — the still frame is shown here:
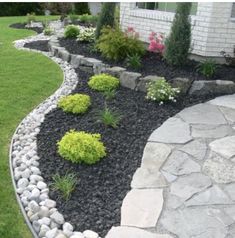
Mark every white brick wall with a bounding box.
[120,2,235,58]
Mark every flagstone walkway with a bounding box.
[106,94,235,238]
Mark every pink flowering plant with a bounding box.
[124,27,140,39]
[148,32,165,55]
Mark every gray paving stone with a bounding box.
[170,173,212,201]
[191,124,231,139]
[209,136,235,159]
[179,139,207,160]
[148,117,192,144]
[219,106,235,123]
[141,142,171,170]
[178,103,227,125]
[131,167,168,189]
[224,183,235,201]
[105,226,172,238]
[160,208,231,238]
[209,94,235,109]
[224,206,235,220]
[162,150,201,176]
[185,185,232,206]
[121,189,163,228]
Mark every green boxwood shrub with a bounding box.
[88,74,120,92]
[64,25,80,38]
[58,94,91,114]
[57,130,106,164]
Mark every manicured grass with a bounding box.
[0,16,62,238]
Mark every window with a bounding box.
[136,2,198,15]
[231,3,235,18]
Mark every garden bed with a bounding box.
[24,40,49,52]
[37,67,227,237]
[10,22,43,34]
[59,37,235,81]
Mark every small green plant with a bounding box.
[58,130,106,164]
[58,94,91,114]
[96,107,121,128]
[96,27,145,61]
[196,59,217,78]
[26,12,36,24]
[77,27,95,42]
[43,27,53,36]
[88,74,120,92]
[51,173,77,200]
[126,54,142,70]
[146,78,180,105]
[102,89,116,100]
[64,25,80,38]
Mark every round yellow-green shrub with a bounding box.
[57,130,106,165]
[88,73,120,92]
[58,94,91,114]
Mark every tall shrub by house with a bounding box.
[74,3,90,15]
[95,3,116,39]
[164,3,192,66]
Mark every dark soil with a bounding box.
[24,40,49,52]
[37,68,227,237]
[9,22,43,34]
[59,37,235,81]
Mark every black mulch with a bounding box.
[9,22,43,34]
[24,40,49,52]
[59,37,235,81]
[37,68,227,237]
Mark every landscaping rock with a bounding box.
[46,228,58,238]
[70,54,84,68]
[119,71,141,90]
[45,199,56,209]
[169,77,193,95]
[103,66,126,78]
[121,189,163,228]
[28,200,40,213]
[83,230,99,238]
[39,224,50,237]
[136,75,160,92]
[50,211,65,225]
[71,232,84,238]
[58,49,71,62]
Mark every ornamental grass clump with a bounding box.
[146,78,180,105]
[64,25,80,38]
[57,130,106,164]
[196,59,217,78]
[88,74,119,92]
[58,94,91,114]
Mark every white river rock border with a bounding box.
[10,33,100,238]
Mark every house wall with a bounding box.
[120,2,235,58]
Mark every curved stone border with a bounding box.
[105,95,235,238]
[10,33,100,238]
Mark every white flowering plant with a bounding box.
[77,27,96,43]
[146,77,180,105]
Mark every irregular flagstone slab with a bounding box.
[219,106,235,123]
[105,226,173,238]
[161,170,177,183]
[121,189,163,228]
[141,143,171,170]
[161,150,201,176]
[131,167,168,189]
[224,206,235,220]
[224,183,235,201]
[203,153,235,183]
[191,124,231,139]
[148,117,192,144]
[178,103,227,125]
[179,139,207,160]
[209,136,235,159]
[209,94,235,109]
[185,185,232,206]
[170,173,212,201]
[160,208,231,238]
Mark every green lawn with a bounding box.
[0,16,62,238]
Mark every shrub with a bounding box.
[43,27,53,36]
[164,3,192,66]
[77,27,95,42]
[57,130,106,164]
[64,25,80,38]
[58,94,91,114]
[26,12,36,24]
[146,78,180,105]
[95,2,116,39]
[96,27,145,61]
[96,107,121,128]
[51,173,77,200]
[78,14,98,24]
[88,74,119,92]
[148,32,165,55]
[196,59,217,78]
[126,54,142,70]
[74,2,90,15]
